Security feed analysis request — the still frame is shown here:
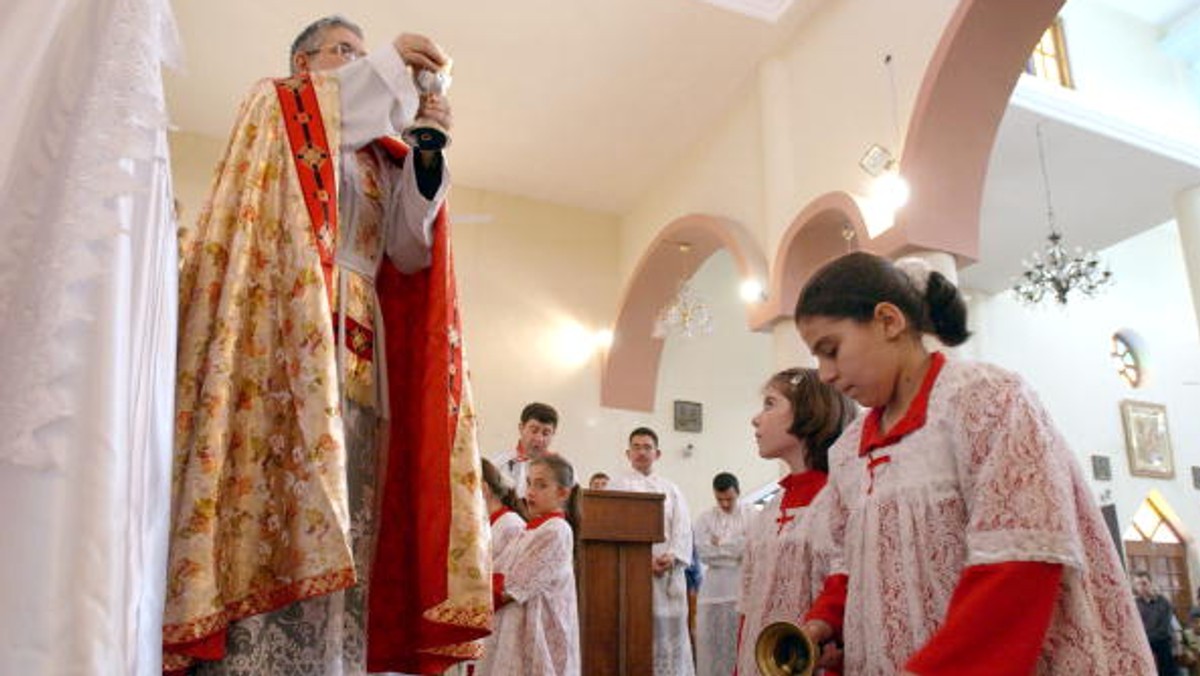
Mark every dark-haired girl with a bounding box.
[481,458,526,562]
[793,252,1153,674]
[735,368,856,676]
[477,455,580,675]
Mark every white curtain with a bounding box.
[0,0,179,673]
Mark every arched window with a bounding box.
[1026,19,1074,89]
[1124,495,1192,620]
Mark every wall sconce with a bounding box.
[738,278,766,303]
[593,328,614,351]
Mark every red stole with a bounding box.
[369,138,489,672]
[277,76,488,673]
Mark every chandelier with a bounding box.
[1012,123,1112,305]
[653,280,713,339]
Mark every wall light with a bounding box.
[592,329,614,350]
[738,278,766,303]
[860,143,910,206]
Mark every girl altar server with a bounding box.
[478,455,580,675]
[735,368,855,675]
[794,252,1154,674]
[481,458,526,561]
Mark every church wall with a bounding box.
[610,251,778,514]
[616,93,766,286]
[967,220,1200,572]
[617,0,958,363]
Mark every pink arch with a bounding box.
[600,215,768,412]
[604,0,1068,411]
[753,191,873,327]
[895,0,1067,258]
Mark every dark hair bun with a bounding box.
[924,271,970,346]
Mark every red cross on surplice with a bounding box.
[775,506,795,535]
[866,453,891,494]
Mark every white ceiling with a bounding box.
[960,100,1200,293]
[167,1,1200,294]
[165,0,824,213]
[1088,0,1200,27]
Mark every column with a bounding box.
[1174,184,1200,333]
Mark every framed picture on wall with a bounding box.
[673,400,703,433]
[1091,455,1112,482]
[1120,400,1174,479]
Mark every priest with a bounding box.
[163,16,490,674]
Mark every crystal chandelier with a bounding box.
[1012,123,1113,305]
[653,280,713,339]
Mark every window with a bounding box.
[1124,495,1192,621]
[1025,19,1074,89]
[1111,331,1142,388]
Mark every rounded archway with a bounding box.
[601,214,768,412]
[753,191,871,328]
[895,0,1067,260]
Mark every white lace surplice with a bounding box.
[694,505,751,676]
[478,518,580,676]
[608,472,695,676]
[491,510,527,563]
[735,489,832,676]
[821,359,1155,675]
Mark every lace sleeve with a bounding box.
[952,366,1084,569]
[816,435,857,578]
[503,520,574,604]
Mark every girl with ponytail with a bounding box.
[791,252,1153,675]
[477,455,580,675]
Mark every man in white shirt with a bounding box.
[492,402,558,497]
[608,427,695,676]
[693,472,752,676]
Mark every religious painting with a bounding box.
[1090,455,1112,482]
[1191,466,1200,491]
[673,400,703,433]
[1120,400,1174,479]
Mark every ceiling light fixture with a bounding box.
[1011,122,1113,305]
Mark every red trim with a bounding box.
[778,470,827,509]
[489,507,511,525]
[525,511,566,530]
[775,471,827,533]
[805,573,849,637]
[905,562,1062,674]
[274,76,338,306]
[858,352,946,456]
[492,573,508,609]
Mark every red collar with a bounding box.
[778,470,827,509]
[859,352,946,456]
[489,507,512,525]
[525,511,566,530]
[513,442,529,463]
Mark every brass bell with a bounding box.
[754,621,817,675]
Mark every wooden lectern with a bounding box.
[577,488,664,675]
